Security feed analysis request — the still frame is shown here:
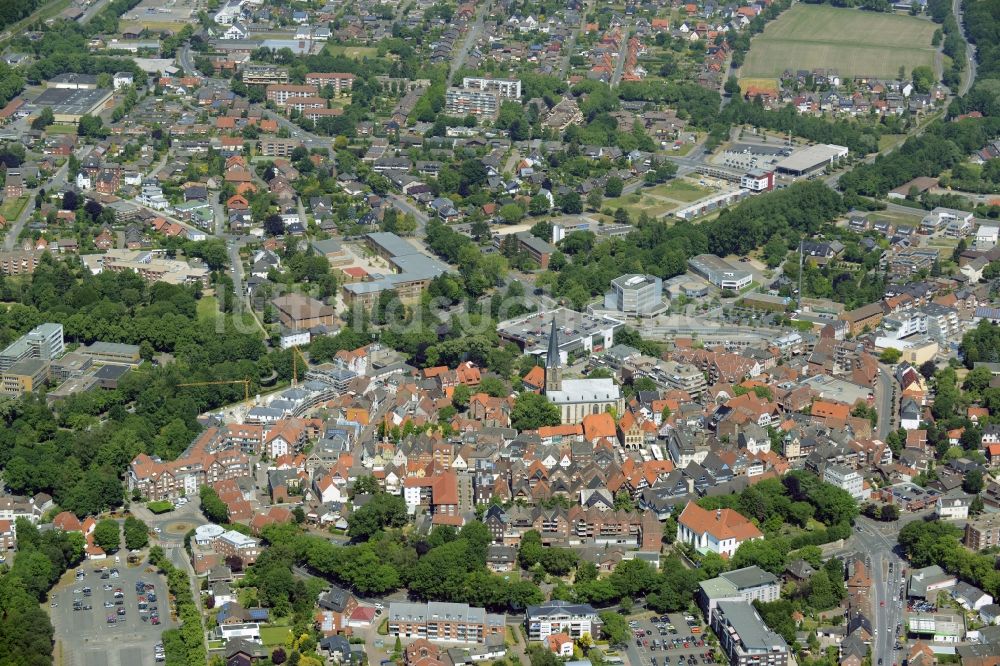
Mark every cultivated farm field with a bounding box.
[741,5,937,80]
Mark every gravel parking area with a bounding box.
[626,612,716,666]
[50,556,174,666]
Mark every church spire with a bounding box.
[544,317,562,393]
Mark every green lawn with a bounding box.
[0,196,29,221]
[197,296,219,322]
[45,124,77,135]
[146,500,174,514]
[878,134,906,152]
[647,180,714,203]
[324,44,379,59]
[741,4,936,80]
[603,192,676,219]
[260,625,293,646]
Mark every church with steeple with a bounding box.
[543,317,624,424]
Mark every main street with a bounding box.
[853,515,910,666]
[448,2,489,86]
[874,365,898,440]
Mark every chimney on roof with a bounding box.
[716,508,721,521]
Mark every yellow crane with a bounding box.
[291,345,309,386]
[177,378,252,403]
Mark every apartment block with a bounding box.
[525,600,601,641]
[461,77,522,99]
[965,513,1000,551]
[388,602,505,643]
[305,72,355,93]
[127,428,252,501]
[445,88,500,120]
[213,529,261,564]
[711,601,789,666]
[265,84,319,107]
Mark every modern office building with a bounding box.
[711,601,789,666]
[688,255,752,290]
[80,341,142,366]
[0,323,65,372]
[698,566,781,620]
[605,274,664,315]
[1,358,51,397]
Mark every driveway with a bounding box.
[50,556,174,666]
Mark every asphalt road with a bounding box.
[954,0,977,97]
[874,365,898,440]
[853,516,907,666]
[448,2,489,86]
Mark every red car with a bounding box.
[880,601,885,607]
[684,643,690,648]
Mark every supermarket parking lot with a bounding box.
[626,612,716,666]
[49,557,174,666]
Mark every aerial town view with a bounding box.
[4,0,1000,663]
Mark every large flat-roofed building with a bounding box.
[445,88,500,120]
[94,249,211,287]
[343,232,452,312]
[606,274,664,315]
[31,87,114,123]
[774,144,848,178]
[688,254,752,290]
[698,566,781,620]
[271,293,335,329]
[80,341,142,366]
[497,308,622,365]
[525,600,601,641]
[2,358,51,397]
[461,77,522,99]
[48,73,99,89]
[0,323,65,372]
[388,602,506,643]
[711,601,789,666]
[907,612,964,642]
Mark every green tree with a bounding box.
[347,493,408,540]
[510,392,562,430]
[452,384,472,409]
[123,516,149,551]
[200,486,229,524]
[605,177,624,198]
[879,348,902,364]
[499,203,525,225]
[600,611,630,645]
[964,469,985,494]
[31,107,54,131]
[93,519,120,553]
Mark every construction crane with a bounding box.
[177,379,252,403]
[291,346,309,386]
